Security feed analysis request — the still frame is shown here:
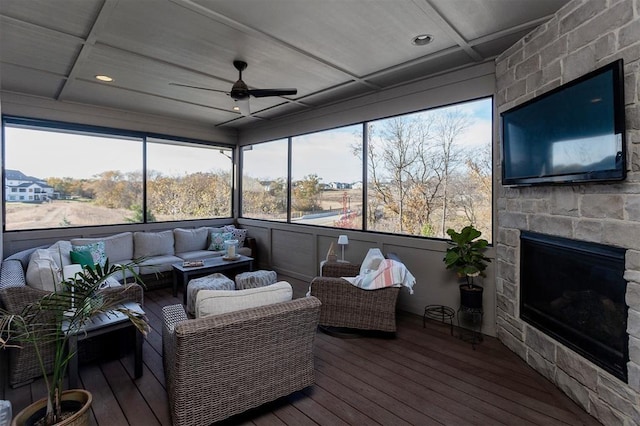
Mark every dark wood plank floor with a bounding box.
[3,288,600,425]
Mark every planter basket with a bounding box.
[12,389,92,426]
[459,284,483,309]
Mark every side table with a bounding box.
[63,302,144,388]
[457,305,483,349]
[423,305,454,336]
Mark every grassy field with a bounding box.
[5,200,135,230]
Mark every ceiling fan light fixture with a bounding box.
[235,98,250,116]
[95,74,114,82]
[412,34,433,46]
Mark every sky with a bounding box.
[5,128,233,180]
[245,97,493,182]
[5,97,492,183]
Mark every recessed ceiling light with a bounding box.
[412,34,433,46]
[95,75,114,82]
[233,106,240,112]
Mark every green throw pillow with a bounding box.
[72,241,107,267]
[70,249,95,269]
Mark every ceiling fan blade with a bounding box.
[248,88,297,98]
[169,82,228,94]
[234,98,250,116]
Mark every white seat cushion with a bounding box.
[196,281,293,318]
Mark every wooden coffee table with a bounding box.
[172,255,254,304]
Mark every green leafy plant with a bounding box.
[443,225,491,288]
[0,260,148,425]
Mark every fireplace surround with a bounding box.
[520,231,628,382]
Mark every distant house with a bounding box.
[5,169,56,202]
[327,182,352,190]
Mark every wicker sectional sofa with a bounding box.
[0,225,256,387]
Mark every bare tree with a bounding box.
[430,108,471,237]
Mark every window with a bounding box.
[146,138,233,221]
[241,139,288,221]
[4,125,143,230]
[367,98,492,240]
[240,97,492,241]
[3,119,234,231]
[291,125,363,228]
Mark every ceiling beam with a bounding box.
[57,0,121,101]
[412,0,483,62]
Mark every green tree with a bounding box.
[292,174,321,212]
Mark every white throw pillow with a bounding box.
[196,281,293,318]
[26,249,62,292]
[46,240,73,268]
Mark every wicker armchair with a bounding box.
[162,296,321,426]
[0,273,143,387]
[310,261,401,333]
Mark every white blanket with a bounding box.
[342,249,415,294]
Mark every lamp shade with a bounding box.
[337,235,349,245]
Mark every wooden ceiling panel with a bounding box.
[63,80,239,126]
[192,0,458,77]
[0,16,82,75]
[0,0,102,38]
[430,0,570,41]
[98,0,347,95]
[0,64,65,98]
[368,50,472,88]
[74,45,234,111]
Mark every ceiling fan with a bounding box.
[170,60,297,116]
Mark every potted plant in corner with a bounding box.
[443,225,491,309]
[0,260,148,426]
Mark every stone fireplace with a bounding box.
[494,0,640,424]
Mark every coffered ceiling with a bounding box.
[0,0,570,130]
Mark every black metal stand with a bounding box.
[457,305,483,349]
[423,305,454,336]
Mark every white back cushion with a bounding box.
[196,281,293,318]
[134,230,174,258]
[174,227,209,253]
[71,232,133,263]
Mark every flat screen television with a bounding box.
[501,59,626,186]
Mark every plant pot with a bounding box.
[459,284,483,309]
[12,389,92,426]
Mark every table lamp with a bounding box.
[337,235,349,262]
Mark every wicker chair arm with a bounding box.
[161,303,188,387]
[0,286,49,313]
[322,262,361,278]
[0,260,27,291]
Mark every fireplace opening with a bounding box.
[520,231,628,382]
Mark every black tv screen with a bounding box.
[501,59,626,186]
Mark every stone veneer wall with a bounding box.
[495,0,640,424]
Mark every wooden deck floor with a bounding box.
[3,288,600,425]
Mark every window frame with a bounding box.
[239,96,494,242]
[2,115,235,232]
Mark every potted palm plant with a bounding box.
[0,260,148,426]
[443,225,491,309]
